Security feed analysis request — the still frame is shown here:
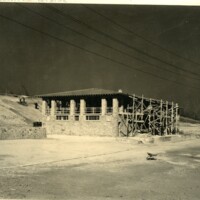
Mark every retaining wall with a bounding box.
[0,126,46,140]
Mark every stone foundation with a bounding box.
[0,126,46,140]
[44,115,118,136]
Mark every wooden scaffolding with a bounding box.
[118,95,179,136]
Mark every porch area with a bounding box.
[42,97,119,121]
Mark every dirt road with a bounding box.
[0,136,200,199]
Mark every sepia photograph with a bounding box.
[0,2,200,199]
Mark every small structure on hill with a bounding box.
[38,88,179,136]
[18,95,28,106]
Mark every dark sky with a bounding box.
[0,3,200,117]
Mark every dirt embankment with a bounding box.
[0,95,46,139]
[179,122,200,139]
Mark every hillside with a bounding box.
[179,116,200,124]
[0,95,42,127]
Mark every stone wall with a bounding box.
[44,115,118,136]
[0,126,46,140]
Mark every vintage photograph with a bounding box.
[0,2,200,199]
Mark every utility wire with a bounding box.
[47,5,200,78]
[0,12,199,91]
[83,5,200,68]
[18,4,200,82]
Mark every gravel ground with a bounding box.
[0,136,200,199]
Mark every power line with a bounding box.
[0,12,199,91]
[18,4,200,82]
[83,4,200,68]
[47,5,200,78]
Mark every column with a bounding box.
[113,98,119,116]
[80,99,86,116]
[42,100,47,115]
[51,100,56,117]
[101,98,107,116]
[70,99,76,116]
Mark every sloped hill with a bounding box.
[180,116,200,124]
[0,95,46,139]
[0,95,42,127]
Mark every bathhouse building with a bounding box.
[38,88,179,136]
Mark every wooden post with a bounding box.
[119,105,124,113]
[175,103,179,133]
[152,111,155,135]
[149,98,152,133]
[141,95,144,113]
[165,101,168,135]
[140,95,144,132]
[131,94,135,135]
[171,102,174,134]
[160,99,163,135]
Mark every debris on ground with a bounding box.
[146,152,158,160]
